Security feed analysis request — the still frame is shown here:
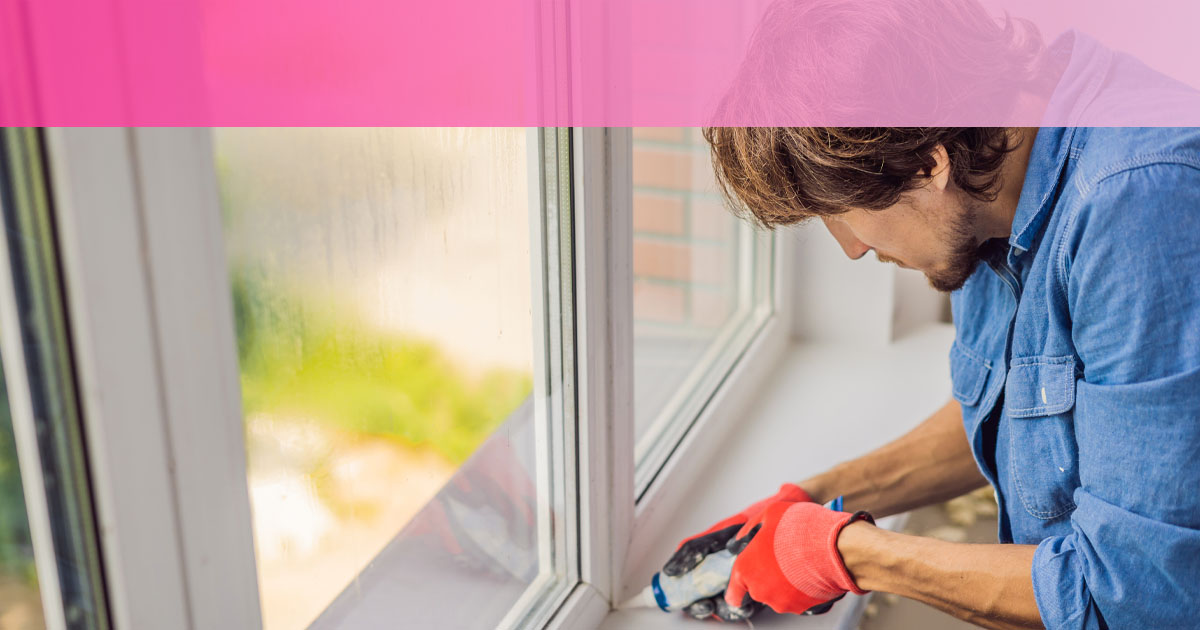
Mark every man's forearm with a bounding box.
[800,399,987,517]
[838,522,1044,630]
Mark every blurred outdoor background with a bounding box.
[215,128,536,630]
[213,127,758,628]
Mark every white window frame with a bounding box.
[44,126,596,630]
[38,124,790,630]
[623,230,791,597]
[46,128,262,629]
[563,127,794,615]
[631,205,779,496]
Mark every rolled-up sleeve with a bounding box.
[1037,162,1200,629]
[1035,488,1200,630]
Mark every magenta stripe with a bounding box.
[3,0,1200,125]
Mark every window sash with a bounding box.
[633,226,776,496]
[570,127,633,607]
[45,127,596,629]
[496,127,581,629]
[570,127,792,612]
[40,125,791,630]
[622,223,793,597]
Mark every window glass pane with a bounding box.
[632,128,743,439]
[0,362,45,630]
[214,129,546,629]
[631,128,775,487]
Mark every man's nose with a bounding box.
[822,218,871,260]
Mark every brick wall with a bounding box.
[632,128,739,331]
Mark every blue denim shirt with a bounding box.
[949,124,1200,630]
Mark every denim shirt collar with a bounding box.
[1006,31,1112,267]
[1006,127,1074,267]
[1041,30,1113,127]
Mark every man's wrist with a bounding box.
[801,461,878,509]
[797,472,838,505]
[835,519,890,593]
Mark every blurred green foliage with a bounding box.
[230,270,531,465]
[0,365,39,586]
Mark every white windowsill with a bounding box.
[600,323,956,630]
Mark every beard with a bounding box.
[924,197,991,293]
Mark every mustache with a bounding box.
[875,252,903,266]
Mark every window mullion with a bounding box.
[128,128,262,629]
[41,127,193,630]
[571,127,634,606]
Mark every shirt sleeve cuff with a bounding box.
[1032,534,1099,630]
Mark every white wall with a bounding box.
[786,222,948,346]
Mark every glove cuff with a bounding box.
[828,510,874,595]
[775,503,874,599]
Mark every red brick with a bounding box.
[633,128,688,143]
[633,193,686,235]
[634,280,686,323]
[633,240,691,281]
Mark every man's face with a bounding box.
[820,183,986,292]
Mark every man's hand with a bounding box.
[662,483,812,577]
[724,502,873,614]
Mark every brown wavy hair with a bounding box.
[702,127,1016,228]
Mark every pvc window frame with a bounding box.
[35,121,787,630]
[632,214,779,496]
[45,128,262,629]
[562,127,793,616]
[44,126,601,630]
[624,230,792,598]
[501,126,585,630]
[36,124,789,630]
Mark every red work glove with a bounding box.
[662,483,812,577]
[724,501,874,615]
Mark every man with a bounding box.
[657,0,1200,626]
[663,123,1200,628]
[663,130,1200,630]
[658,0,1200,624]
[664,123,1200,628]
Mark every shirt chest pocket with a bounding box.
[1005,355,1080,520]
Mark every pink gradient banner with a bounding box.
[3,0,1200,125]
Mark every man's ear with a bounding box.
[927,144,951,192]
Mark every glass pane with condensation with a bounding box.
[213,129,541,629]
[631,128,744,441]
